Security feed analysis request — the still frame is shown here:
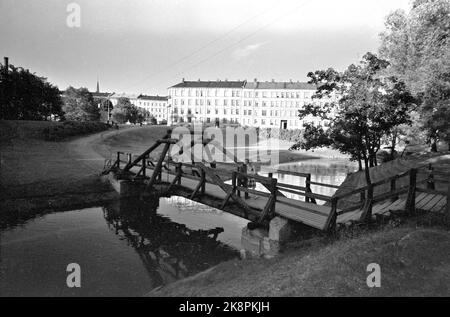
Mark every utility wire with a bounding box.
[156,0,314,88]
[122,2,282,92]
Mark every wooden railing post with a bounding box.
[242,163,249,199]
[305,174,311,203]
[117,152,121,169]
[326,197,338,231]
[360,184,373,222]
[270,177,278,216]
[405,168,417,214]
[127,153,132,165]
[427,164,435,190]
[201,168,206,196]
[446,181,450,216]
[390,176,397,202]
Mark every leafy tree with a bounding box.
[379,0,450,151]
[291,53,416,185]
[110,97,147,124]
[62,87,100,121]
[0,62,63,120]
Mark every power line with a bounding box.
[156,0,314,88]
[122,2,281,91]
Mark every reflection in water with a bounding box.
[262,159,358,203]
[102,198,239,287]
[0,198,239,296]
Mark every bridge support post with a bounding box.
[405,168,417,214]
[241,217,294,259]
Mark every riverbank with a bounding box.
[148,222,450,296]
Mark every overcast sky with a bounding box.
[0,0,411,95]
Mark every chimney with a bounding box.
[290,79,293,83]
[182,78,185,83]
[254,78,257,83]
[271,79,275,83]
[225,78,228,82]
[4,57,9,73]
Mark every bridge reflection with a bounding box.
[102,198,238,288]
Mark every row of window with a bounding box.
[173,116,325,128]
[170,89,314,99]
[172,99,316,108]
[172,107,300,117]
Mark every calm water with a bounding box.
[0,197,244,297]
[261,158,358,202]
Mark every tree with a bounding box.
[0,62,63,120]
[62,87,100,121]
[110,97,146,124]
[379,0,450,151]
[291,53,416,185]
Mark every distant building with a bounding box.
[109,93,140,107]
[135,95,169,124]
[168,79,334,129]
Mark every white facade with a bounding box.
[109,93,169,124]
[168,79,334,129]
[135,95,169,124]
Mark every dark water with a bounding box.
[0,197,243,297]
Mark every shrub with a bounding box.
[43,121,111,141]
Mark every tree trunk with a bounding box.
[358,158,363,171]
[390,130,397,160]
[363,156,372,186]
[431,139,438,152]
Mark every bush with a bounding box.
[258,128,304,143]
[43,121,111,141]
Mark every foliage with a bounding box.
[379,0,450,150]
[62,87,100,121]
[258,128,304,143]
[42,121,110,141]
[291,53,416,184]
[0,63,63,120]
[111,97,147,124]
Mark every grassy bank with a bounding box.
[0,120,118,227]
[149,220,450,296]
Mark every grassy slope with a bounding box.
[150,225,450,296]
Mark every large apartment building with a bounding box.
[167,79,334,129]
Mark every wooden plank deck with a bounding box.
[129,165,336,230]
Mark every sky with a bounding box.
[0,0,411,95]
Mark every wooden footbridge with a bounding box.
[103,131,450,232]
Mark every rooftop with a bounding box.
[170,80,246,89]
[137,94,168,101]
[169,79,316,90]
